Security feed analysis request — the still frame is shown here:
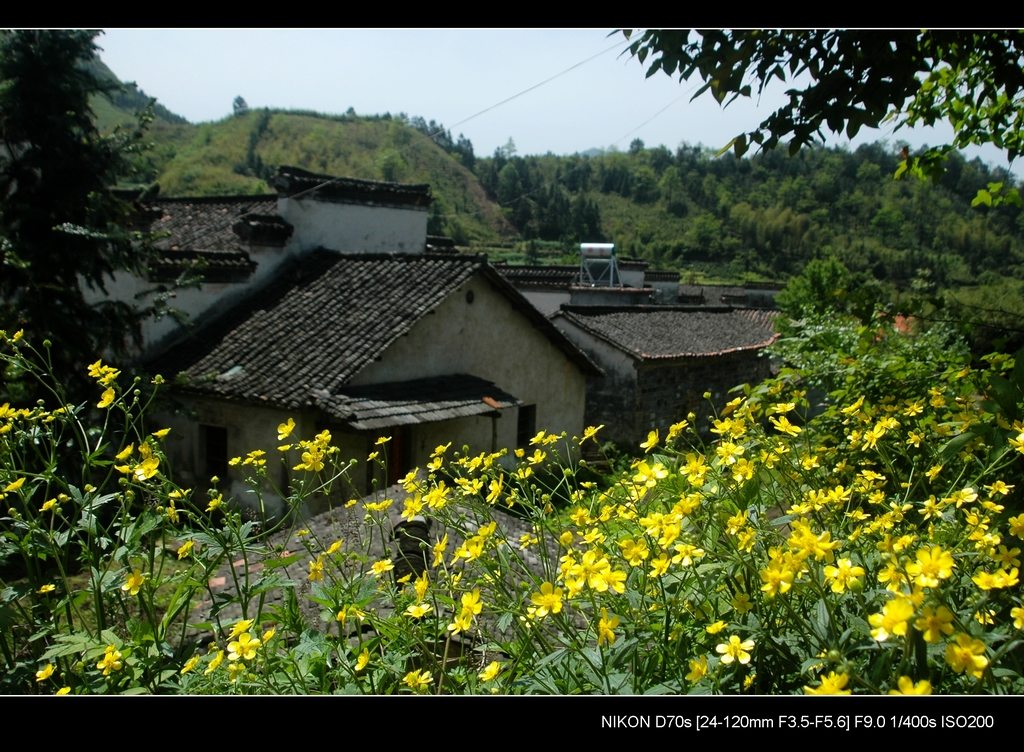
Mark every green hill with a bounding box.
[90,63,512,244]
[146,110,511,243]
[90,60,512,243]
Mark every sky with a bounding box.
[96,28,1018,176]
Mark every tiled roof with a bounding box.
[147,196,280,251]
[272,165,432,209]
[313,375,520,430]
[645,270,680,282]
[735,308,780,331]
[496,262,679,287]
[494,263,579,288]
[148,249,256,283]
[151,251,599,413]
[558,306,778,360]
[153,251,483,410]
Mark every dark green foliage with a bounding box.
[622,29,1024,209]
[0,30,151,402]
[473,141,1022,286]
[775,257,880,320]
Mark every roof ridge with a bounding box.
[149,194,279,204]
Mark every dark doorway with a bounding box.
[200,425,228,482]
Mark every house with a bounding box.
[117,166,597,512]
[552,305,777,446]
[495,244,779,447]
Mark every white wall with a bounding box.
[619,266,645,288]
[552,318,635,383]
[91,249,293,352]
[519,289,570,316]
[350,275,588,444]
[89,192,428,355]
[279,196,427,255]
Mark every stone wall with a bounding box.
[633,350,773,442]
[580,349,773,448]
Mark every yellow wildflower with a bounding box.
[770,415,801,436]
[121,569,146,597]
[972,567,1019,590]
[888,677,932,695]
[914,605,954,643]
[804,671,851,695]
[528,582,563,618]
[824,558,865,593]
[716,635,754,665]
[597,608,620,646]
[945,633,988,679]
[96,645,123,676]
[180,656,201,675]
[685,656,708,682]
[227,632,261,662]
[906,546,955,588]
[403,669,432,692]
[355,649,370,672]
[1011,604,1024,630]
[204,650,225,675]
[639,429,659,452]
[97,387,116,409]
[478,661,502,682]
[868,597,915,642]
[405,603,432,619]
[229,619,254,639]
[35,664,55,682]
[308,555,326,583]
[275,418,295,441]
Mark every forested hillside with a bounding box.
[475,140,1023,288]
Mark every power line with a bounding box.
[441,40,625,136]
[609,83,701,149]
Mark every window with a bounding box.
[200,425,228,482]
[386,427,412,486]
[516,405,536,448]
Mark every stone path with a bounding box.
[189,482,553,640]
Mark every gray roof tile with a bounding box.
[154,251,482,409]
[314,374,519,430]
[559,306,778,360]
[148,195,279,251]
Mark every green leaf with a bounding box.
[0,605,17,629]
[813,598,830,640]
[939,431,976,461]
[644,682,681,694]
[262,552,301,570]
[41,631,94,660]
[971,188,992,207]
